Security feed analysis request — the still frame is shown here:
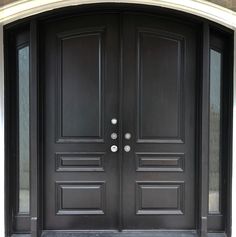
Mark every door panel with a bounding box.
[43,14,120,230]
[137,29,184,142]
[59,30,103,140]
[122,14,197,229]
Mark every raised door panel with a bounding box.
[55,152,105,172]
[57,30,104,142]
[137,29,184,143]
[136,182,185,215]
[136,153,185,172]
[56,182,106,215]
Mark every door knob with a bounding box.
[124,133,131,140]
[124,145,131,152]
[111,145,118,153]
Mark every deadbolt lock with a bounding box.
[111,145,118,153]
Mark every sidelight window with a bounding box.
[208,48,222,214]
[5,28,31,233]
[207,31,232,233]
[18,45,30,214]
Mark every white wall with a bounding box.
[0,0,235,236]
[0,23,4,236]
[232,30,236,237]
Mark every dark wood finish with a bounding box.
[42,14,120,230]
[30,20,42,237]
[118,14,124,231]
[199,23,210,237]
[224,30,234,237]
[42,12,198,231]
[122,13,197,230]
[4,24,14,237]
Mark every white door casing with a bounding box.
[0,0,236,236]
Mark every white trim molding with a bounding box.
[0,1,236,237]
[232,30,236,237]
[0,22,4,237]
[0,0,236,27]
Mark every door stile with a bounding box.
[118,13,124,232]
[199,22,210,237]
[30,20,42,237]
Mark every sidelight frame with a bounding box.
[4,25,31,234]
[3,4,234,237]
[207,28,233,232]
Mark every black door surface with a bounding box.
[122,14,196,230]
[43,12,197,231]
[43,14,120,230]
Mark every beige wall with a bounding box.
[0,0,16,7]
[0,0,236,11]
[207,0,236,11]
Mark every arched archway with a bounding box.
[1,1,235,237]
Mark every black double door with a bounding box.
[43,12,197,231]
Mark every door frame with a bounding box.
[3,4,234,237]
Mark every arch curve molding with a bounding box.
[0,0,236,27]
[0,1,236,237]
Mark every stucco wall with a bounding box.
[1,0,236,11]
[208,0,236,10]
[0,0,16,7]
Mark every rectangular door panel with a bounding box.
[56,182,106,215]
[137,29,184,143]
[57,29,104,142]
[136,182,184,215]
[136,152,185,172]
[55,152,105,172]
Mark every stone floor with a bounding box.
[12,232,226,237]
[42,232,198,237]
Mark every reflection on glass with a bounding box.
[18,45,30,213]
[209,49,222,213]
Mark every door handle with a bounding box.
[124,133,131,140]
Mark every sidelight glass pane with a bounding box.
[208,49,222,213]
[18,45,30,213]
